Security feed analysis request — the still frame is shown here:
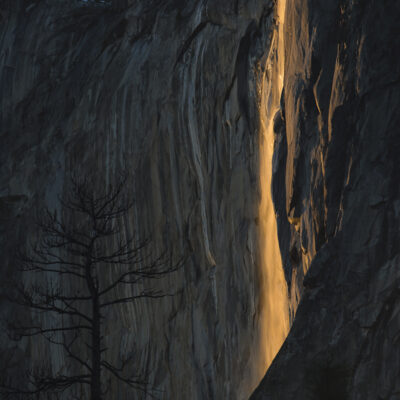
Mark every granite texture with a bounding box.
[3,0,399,398]
[0,0,277,398]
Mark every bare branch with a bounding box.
[13,286,93,323]
[9,325,92,339]
[100,290,176,308]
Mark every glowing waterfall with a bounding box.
[257,0,289,376]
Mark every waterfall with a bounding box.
[257,0,289,377]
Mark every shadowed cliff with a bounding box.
[252,0,400,398]
[0,0,276,398]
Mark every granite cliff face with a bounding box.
[253,0,400,398]
[0,0,277,398]
[2,0,400,398]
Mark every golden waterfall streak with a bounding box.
[258,0,289,375]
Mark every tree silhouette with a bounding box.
[1,174,183,400]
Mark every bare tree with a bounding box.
[1,173,183,400]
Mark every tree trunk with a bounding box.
[91,295,102,400]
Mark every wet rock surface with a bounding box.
[252,0,400,398]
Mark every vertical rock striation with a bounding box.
[253,0,400,398]
[0,0,280,398]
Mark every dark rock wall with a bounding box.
[0,0,276,398]
[253,0,400,398]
